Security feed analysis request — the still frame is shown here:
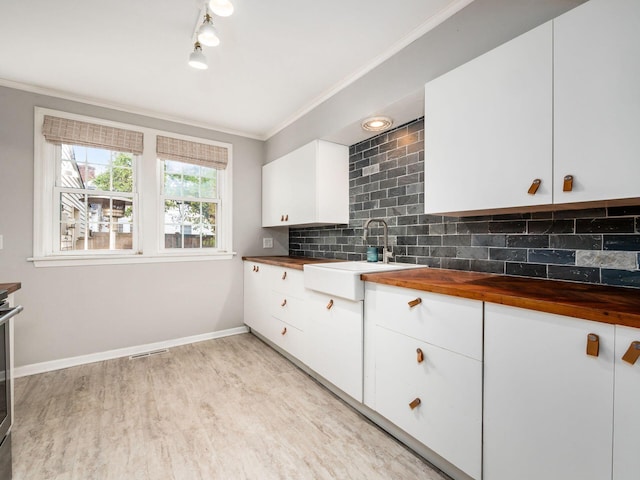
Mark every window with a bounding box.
[33,109,233,266]
[58,145,136,253]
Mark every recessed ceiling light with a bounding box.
[361,116,393,132]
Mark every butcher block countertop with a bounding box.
[242,256,341,271]
[0,282,21,294]
[361,268,640,329]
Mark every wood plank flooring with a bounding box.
[12,333,448,479]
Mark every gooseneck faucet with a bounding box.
[362,218,393,264]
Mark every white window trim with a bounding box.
[31,107,235,267]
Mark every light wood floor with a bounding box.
[12,333,447,479]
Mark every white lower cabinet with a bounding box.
[483,303,615,480]
[243,262,308,363]
[613,325,640,480]
[365,282,483,480]
[243,261,274,334]
[306,292,363,402]
[374,326,482,479]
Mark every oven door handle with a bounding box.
[0,305,23,326]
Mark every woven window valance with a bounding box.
[156,135,228,170]
[42,115,144,155]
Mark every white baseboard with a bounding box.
[13,326,249,378]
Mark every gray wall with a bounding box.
[290,119,640,289]
[265,0,586,161]
[0,85,287,368]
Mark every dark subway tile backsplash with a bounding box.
[289,118,640,289]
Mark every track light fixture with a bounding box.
[188,41,208,70]
[197,13,220,47]
[209,0,234,17]
[189,1,233,69]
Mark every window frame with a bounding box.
[32,108,234,267]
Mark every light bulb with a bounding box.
[209,0,234,17]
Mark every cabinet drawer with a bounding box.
[271,267,306,298]
[269,291,307,331]
[365,283,482,360]
[375,326,482,479]
[263,318,306,364]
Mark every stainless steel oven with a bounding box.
[0,290,23,480]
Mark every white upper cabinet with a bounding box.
[424,22,553,215]
[554,0,640,205]
[262,140,349,227]
[425,0,640,215]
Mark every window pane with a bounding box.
[60,192,86,251]
[164,200,216,249]
[200,174,216,198]
[163,160,218,200]
[164,172,182,197]
[59,192,133,252]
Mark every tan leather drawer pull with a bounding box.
[281,299,287,307]
[409,398,421,410]
[281,327,287,335]
[563,175,574,192]
[416,348,424,364]
[282,271,287,280]
[586,333,600,357]
[408,298,422,308]
[285,214,289,221]
[255,265,259,272]
[528,178,541,195]
[252,265,256,272]
[622,341,640,365]
[326,299,334,310]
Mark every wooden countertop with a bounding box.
[0,282,21,294]
[242,256,340,271]
[361,268,640,329]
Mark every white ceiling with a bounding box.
[0,0,472,140]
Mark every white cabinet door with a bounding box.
[613,325,640,480]
[554,0,640,205]
[262,143,315,227]
[243,261,273,333]
[306,292,363,402]
[484,304,615,480]
[262,140,348,227]
[375,326,482,479]
[424,21,553,214]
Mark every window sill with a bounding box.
[28,252,236,268]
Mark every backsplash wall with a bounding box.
[289,118,640,289]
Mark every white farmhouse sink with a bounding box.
[303,261,423,301]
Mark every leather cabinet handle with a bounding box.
[326,299,334,310]
[586,333,600,357]
[408,298,422,308]
[409,398,421,410]
[416,348,424,364]
[280,215,285,222]
[528,178,542,195]
[281,299,287,307]
[563,175,574,192]
[282,271,287,280]
[622,341,640,365]
[285,214,289,221]
[281,327,287,335]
